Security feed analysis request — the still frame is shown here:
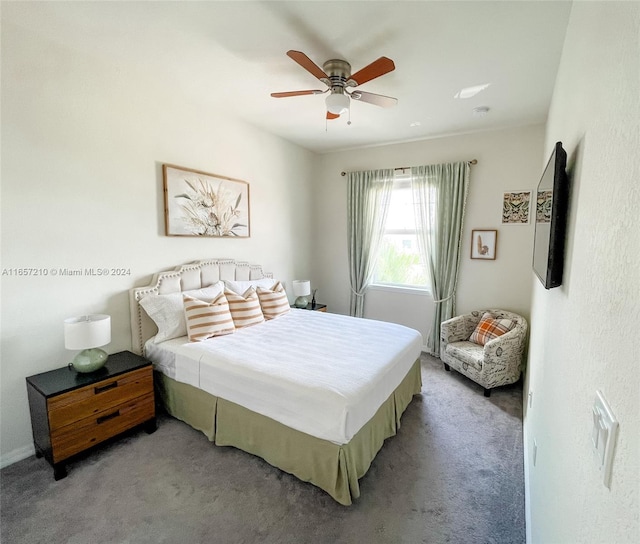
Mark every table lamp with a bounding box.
[292,280,311,308]
[64,314,111,373]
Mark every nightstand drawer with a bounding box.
[48,367,152,432]
[51,392,155,463]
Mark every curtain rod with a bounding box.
[340,159,477,176]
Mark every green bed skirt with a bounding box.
[155,359,422,505]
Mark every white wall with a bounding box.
[0,20,315,464]
[312,125,544,346]
[524,3,640,543]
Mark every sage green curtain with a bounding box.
[347,169,395,317]
[411,162,470,356]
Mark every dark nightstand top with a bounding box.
[292,303,327,311]
[26,350,150,398]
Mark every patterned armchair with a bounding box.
[440,309,528,397]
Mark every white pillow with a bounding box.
[139,281,224,343]
[224,278,275,295]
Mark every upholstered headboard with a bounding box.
[129,259,272,355]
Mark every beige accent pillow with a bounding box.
[224,287,265,328]
[183,293,235,342]
[257,281,290,320]
[140,282,225,343]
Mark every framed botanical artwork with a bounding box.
[502,190,531,224]
[163,164,250,237]
[471,229,497,260]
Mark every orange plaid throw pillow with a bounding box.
[469,312,515,346]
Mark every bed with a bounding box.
[129,259,423,505]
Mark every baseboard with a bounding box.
[0,444,35,469]
[523,421,532,544]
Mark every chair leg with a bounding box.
[443,363,451,372]
[483,388,491,397]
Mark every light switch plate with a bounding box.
[592,390,619,488]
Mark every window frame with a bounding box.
[370,173,431,294]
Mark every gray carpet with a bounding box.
[1,355,524,544]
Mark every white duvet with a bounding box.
[145,309,422,444]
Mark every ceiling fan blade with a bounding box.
[326,112,340,120]
[349,90,397,108]
[347,57,395,86]
[286,50,331,85]
[271,90,326,98]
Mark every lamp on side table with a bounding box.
[64,314,111,373]
[292,280,311,308]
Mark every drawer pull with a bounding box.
[94,382,118,395]
[96,410,120,424]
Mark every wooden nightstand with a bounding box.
[26,350,156,480]
[293,303,327,312]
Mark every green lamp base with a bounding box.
[294,296,309,308]
[71,348,109,373]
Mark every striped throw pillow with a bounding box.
[140,282,225,343]
[224,287,265,328]
[183,293,235,342]
[469,312,515,346]
[257,281,290,320]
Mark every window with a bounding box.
[372,173,430,290]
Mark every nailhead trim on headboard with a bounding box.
[129,259,273,355]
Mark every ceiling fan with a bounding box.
[271,50,397,120]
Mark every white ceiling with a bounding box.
[4,1,572,154]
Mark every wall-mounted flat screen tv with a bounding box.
[533,141,569,289]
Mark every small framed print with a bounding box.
[502,190,531,224]
[471,229,497,260]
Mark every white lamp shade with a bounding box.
[326,93,349,115]
[64,314,111,350]
[292,280,311,297]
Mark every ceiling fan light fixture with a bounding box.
[272,50,397,121]
[326,92,350,115]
